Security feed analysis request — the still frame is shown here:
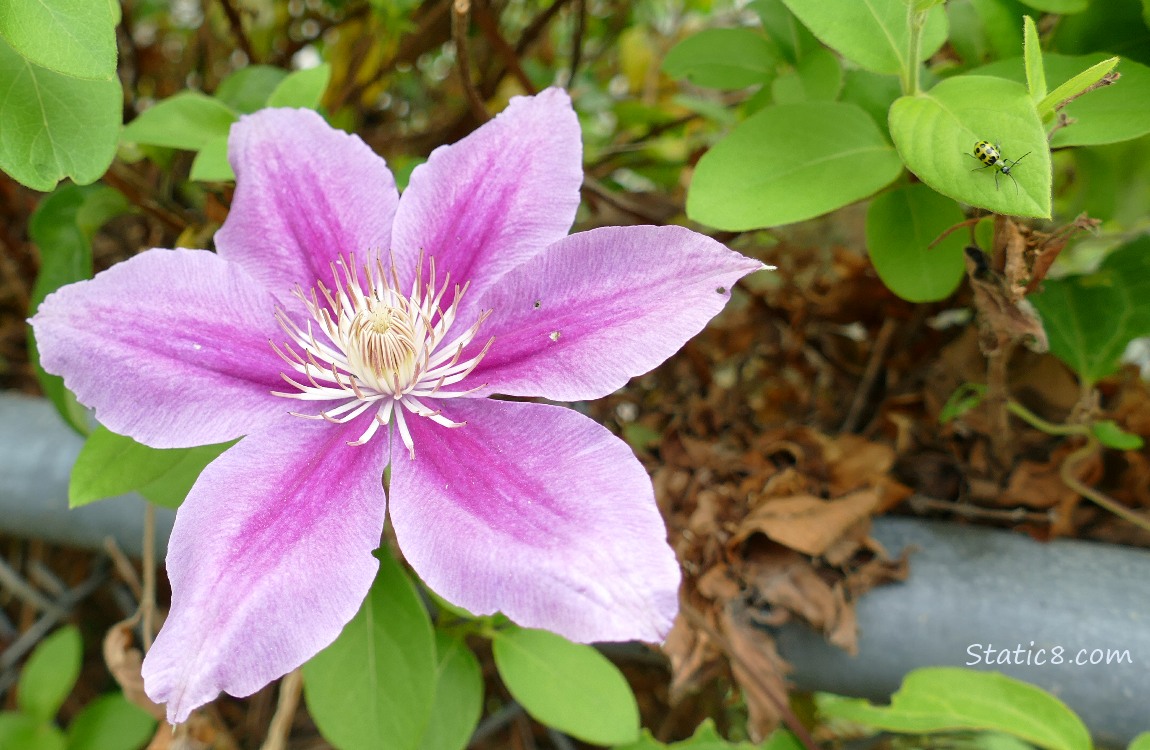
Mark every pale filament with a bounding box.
[271,252,493,457]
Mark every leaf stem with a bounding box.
[904,3,923,95]
[1006,399,1087,437]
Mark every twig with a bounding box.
[581,176,671,224]
[514,0,572,56]
[217,0,256,61]
[566,0,585,87]
[907,494,1055,525]
[470,702,525,744]
[0,561,109,672]
[547,728,578,750]
[104,536,144,599]
[452,0,489,122]
[928,216,983,250]
[103,163,194,234]
[1061,439,1150,533]
[142,503,157,650]
[471,0,536,93]
[0,558,54,612]
[840,317,897,433]
[260,669,303,750]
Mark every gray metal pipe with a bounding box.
[2,394,1148,742]
[0,392,174,556]
[776,517,1150,747]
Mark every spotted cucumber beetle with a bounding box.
[968,140,1031,192]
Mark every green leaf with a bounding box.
[1129,732,1150,750]
[189,135,234,182]
[1047,55,1150,147]
[121,92,238,151]
[0,36,121,191]
[770,45,842,103]
[27,184,128,433]
[70,427,200,510]
[65,694,156,750]
[889,75,1051,218]
[267,63,333,109]
[688,101,901,230]
[18,626,82,723]
[1029,236,1150,385]
[840,69,902,132]
[940,382,988,423]
[865,183,967,302]
[1018,0,1087,13]
[0,713,66,750]
[69,426,233,509]
[1092,420,1145,450]
[0,0,117,80]
[969,0,1026,62]
[614,719,803,749]
[137,442,235,509]
[492,627,639,746]
[817,668,1091,750]
[974,55,1150,147]
[1022,16,1046,101]
[1050,0,1150,68]
[1036,56,1119,119]
[663,28,775,90]
[303,550,436,750]
[778,0,949,75]
[750,0,820,64]
[415,633,483,750]
[214,65,288,113]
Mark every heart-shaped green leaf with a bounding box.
[0,0,117,80]
[492,627,639,746]
[0,36,121,191]
[890,75,1050,217]
[866,183,967,302]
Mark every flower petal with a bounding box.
[470,225,767,401]
[214,108,399,300]
[30,248,286,448]
[390,399,680,643]
[390,88,582,316]
[141,414,389,724]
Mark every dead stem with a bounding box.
[841,317,897,433]
[142,503,157,650]
[259,669,303,750]
[452,0,490,123]
[1061,439,1150,534]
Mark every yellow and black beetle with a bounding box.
[968,140,1031,192]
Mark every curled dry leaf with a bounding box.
[719,603,791,743]
[104,620,165,721]
[731,490,878,557]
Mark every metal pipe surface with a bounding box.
[776,517,1150,747]
[0,393,174,556]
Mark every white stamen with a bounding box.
[271,252,492,456]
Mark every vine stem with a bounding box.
[1008,401,1150,532]
[1060,439,1150,534]
[903,2,923,95]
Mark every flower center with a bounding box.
[270,253,492,456]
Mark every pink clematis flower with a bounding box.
[31,88,765,723]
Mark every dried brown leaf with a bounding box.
[719,603,791,742]
[104,620,165,721]
[733,491,878,557]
